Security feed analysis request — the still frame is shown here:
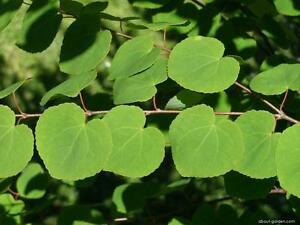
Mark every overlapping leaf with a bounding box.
[60,8,112,74]
[35,103,112,180]
[276,123,300,197]
[109,35,160,80]
[17,0,62,52]
[0,105,34,178]
[235,111,279,178]
[16,163,48,199]
[0,0,22,32]
[250,63,300,95]
[168,36,240,93]
[113,58,167,104]
[40,71,97,105]
[103,105,165,177]
[169,105,244,177]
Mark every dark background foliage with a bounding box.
[0,0,300,224]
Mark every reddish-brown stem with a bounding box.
[152,96,159,111]
[79,92,91,116]
[270,186,286,194]
[235,82,298,124]
[8,188,20,200]
[280,90,289,111]
[12,92,25,118]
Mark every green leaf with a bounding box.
[235,111,279,178]
[109,35,160,80]
[0,193,24,219]
[130,0,171,9]
[59,14,112,75]
[103,105,165,177]
[16,163,48,199]
[112,182,161,213]
[0,105,34,178]
[250,64,300,95]
[40,71,97,105]
[35,103,113,181]
[169,105,244,177]
[127,19,189,31]
[276,123,300,197]
[113,58,167,104]
[168,36,240,93]
[274,0,300,16]
[17,0,62,53]
[169,218,190,225]
[0,78,30,99]
[224,171,275,200]
[0,0,22,32]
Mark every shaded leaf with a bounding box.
[17,0,62,52]
[0,0,22,32]
[16,163,48,199]
[40,71,97,105]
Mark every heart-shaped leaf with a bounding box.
[103,105,165,177]
[113,58,167,104]
[40,71,97,105]
[276,123,300,197]
[168,36,240,93]
[35,103,112,180]
[0,105,34,178]
[235,111,279,178]
[250,64,300,95]
[169,105,244,177]
[109,35,160,80]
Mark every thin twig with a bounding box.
[115,32,171,53]
[270,186,286,194]
[152,96,159,111]
[8,188,20,200]
[280,90,289,111]
[163,28,167,49]
[235,82,298,124]
[12,92,25,116]
[79,92,91,116]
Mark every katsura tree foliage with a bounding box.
[0,0,300,224]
